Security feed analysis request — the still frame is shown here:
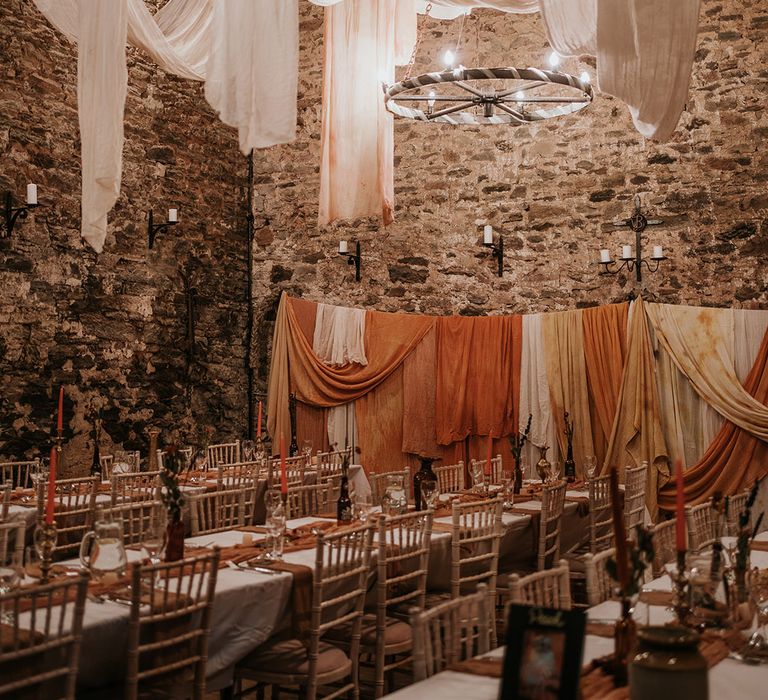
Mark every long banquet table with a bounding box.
[382,531,768,699]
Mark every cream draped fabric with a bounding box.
[33,0,298,252]
[518,314,560,470]
[311,302,366,452]
[646,303,768,441]
[734,310,768,384]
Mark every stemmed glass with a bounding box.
[141,507,168,566]
[500,471,515,509]
[549,461,562,483]
[0,552,22,622]
[584,455,598,481]
[470,462,487,495]
[354,494,374,523]
[265,488,284,518]
[242,440,255,462]
[301,440,313,468]
[421,479,439,510]
[266,512,286,561]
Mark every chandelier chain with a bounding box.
[405,2,431,80]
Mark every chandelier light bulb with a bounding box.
[580,70,590,84]
[443,49,455,68]
[548,51,560,68]
[515,90,525,101]
[428,90,436,109]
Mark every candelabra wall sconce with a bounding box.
[482,224,504,277]
[1,184,39,238]
[147,208,178,249]
[598,196,666,283]
[338,240,362,282]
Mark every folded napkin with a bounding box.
[586,621,616,638]
[750,540,768,552]
[449,657,503,678]
[266,560,313,643]
[8,488,35,505]
[638,590,674,607]
[0,623,44,652]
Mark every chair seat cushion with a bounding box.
[326,613,412,647]
[239,638,349,676]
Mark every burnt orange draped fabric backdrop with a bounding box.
[658,325,768,509]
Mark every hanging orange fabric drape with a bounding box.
[267,294,433,444]
[434,314,522,444]
[658,326,768,510]
[295,402,330,455]
[582,302,629,465]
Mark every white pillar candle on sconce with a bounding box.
[621,245,632,260]
[339,240,348,254]
[599,248,611,263]
[652,245,664,259]
[483,225,493,245]
[168,208,178,223]
[427,90,436,110]
[26,183,38,205]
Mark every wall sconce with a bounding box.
[598,196,666,283]
[1,184,39,238]
[147,208,178,249]
[482,224,504,277]
[338,240,361,282]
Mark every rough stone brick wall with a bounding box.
[1,0,766,468]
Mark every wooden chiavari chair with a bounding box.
[0,520,24,570]
[271,455,307,488]
[686,500,718,552]
[584,547,616,607]
[537,480,567,571]
[368,468,411,507]
[0,459,39,489]
[624,463,647,539]
[285,482,333,520]
[206,441,241,470]
[101,499,164,547]
[189,488,247,536]
[217,461,260,524]
[99,454,114,479]
[0,571,89,699]
[410,584,490,682]
[0,482,10,521]
[315,447,351,483]
[565,475,613,572]
[433,461,465,494]
[110,470,161,505]
[112,450,141,474]
[234,523,374,700]
[125,549,220,700]
[507,559,572,610]
[652,518,677,576]
[36,476,98,558]
[469,455,504,486]
[726,489,749,532]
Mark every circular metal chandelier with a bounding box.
[384,66,593,125]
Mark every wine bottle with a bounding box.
[90,415,102,479]
[413,457,438,511]
[337,460,353,525]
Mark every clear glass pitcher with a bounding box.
[382,473,407,515]
[79,508,127,579]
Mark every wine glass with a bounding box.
[265,488,284,518]
[301,440,313,467]
[266,513,286,561]
[0,551,22,622]
[141,507,168,566]
[549,461,562,482]
[354,494,373,523]
[470,462,487,495]
[421,479,439,510]
[519,456,530,483]
[500,471,515,509]
[584,455,598,481]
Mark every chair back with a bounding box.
[285,482,332,520]
[538,480,567,571]
[125,549,220,700]
[0,519,24,569]
[686,501,717,552]
[111,470,161,505]
[102,500,164,546]
[36,476,98,557]
[368,468,410,506]
[652,518,677,576]
[624,463,647,538]
[0,572,89,699]
[0,460,39,489]
[0,482,10,521]
[508,559,572,610]
[217,461,260,523]
[726,490,749,532]
[410,584,490,682]
[99,454,115,479]
[308,523,374,700]
[315,448,351,483]
[113,450,141,473]
[469,455,504,486]
[587,475,614,554]
[189,488,247,536]
[271,455,307,488]
[206,441,241,470]
[584,547,616,606]
[434,461,465,494]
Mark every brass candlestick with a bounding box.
[34,519,58,583]
[673,550,691,625]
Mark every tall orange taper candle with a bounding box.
[675,458,686,552]
[485,436,493,476]
[256,401,263,438]
[45,446,57,524]
[280,434,288,495]
[609,466,629,590]
[56,386,64,433]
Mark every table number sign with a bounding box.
[500,604,586,700]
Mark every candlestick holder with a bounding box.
[482,233,504,277]
[1,190,39,238]
[338,240,362,282]
[147,209,178,249]
[34,519,58,583]
[673,550,691,626]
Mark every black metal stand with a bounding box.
[1,191,38,238]
[147,209,178,249]
[339,241,362,282]
[484,236,504,277]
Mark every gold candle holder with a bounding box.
[673,550,691,625]
[34,519,58,583]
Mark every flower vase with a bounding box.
[614,598,637,687]
[165,518,185,562]
[513,457,523,494]
[535,446,550,482]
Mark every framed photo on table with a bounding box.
[500,604,586,700]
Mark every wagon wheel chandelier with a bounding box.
[384,4,593,125]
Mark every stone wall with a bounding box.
[1,0,766,467]
[0,0,250,470]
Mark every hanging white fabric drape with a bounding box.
[734,309,768,384]
[645,303,768,441]
[33,0,298,252]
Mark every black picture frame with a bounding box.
[499,604,586,700]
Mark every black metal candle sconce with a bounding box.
[1,189,39,238]
[338,240,362,282]
[147,209,178,249]
[482,226,504,277]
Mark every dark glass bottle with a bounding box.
[337,461,353,525]
[564,443,576,483]
[90,419,102,479]
[413,457,438,511]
